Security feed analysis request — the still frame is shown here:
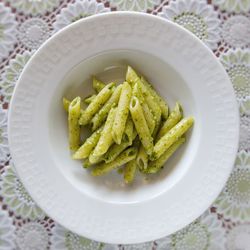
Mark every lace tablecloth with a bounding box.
[0,0,249,249]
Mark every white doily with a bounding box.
[1,164,46,220]
[239,96,250,117]
[8,0,61,15]
[16,222,49,250]
[0,105,9,165]
[0,3,17,62]
[213,0,250,13]
[51,223,103,250]
[215,151,250,222]
[0,209,15,250]
[239,115,250,151]
[109,0,161,11]
[0,51,32,103]
[222,15,250,48]
[226,223,250,250]
[220,48,250,99]
[155,210,226,250]
[122,242,154,250]
[158,0,221,50]
[18,17,51,50]
[53,0,111,32]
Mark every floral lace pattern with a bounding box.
[212,0,250,13]
[225,223,250,250]
[220,49,250,99]
[122,242,154,250]
[53,0,110,32]
[16,222,50,250]
[0,51,32,103]
[156,211,225,250]
[0,209,15,250]
[0,105,10,165]
[222,15,250,48]
[0,3,17,62]
[158,0,221,50]
[18,18,51,50]
[0,0,249,249]
[51,223,103,250]
[8,0,61,15]
[0,164,45,220]
[109,0,161,11]
[214,151,250,222]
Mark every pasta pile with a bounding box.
[63,66,194,184]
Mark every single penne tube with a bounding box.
[141,77,169,119]
[142,102,155,135]
[89,150,103,164]
[72,126,104,159]
[68,97,81,151]
[91,84,122,131]
[126,66,141,87]
[157,102,183,140]
[112,82,132,144]
[84,94,96,105]
[79,82,115,125]
[132,81,155,134]
[129,96,153,155]
[124,159,137,184]
[146,137,185,174]
[140,83,162,137]
[83,158,92,168]
[132,82,144,102]
[104,126,137,163]
[93,76,105,93]
[92,107,116,157]
[136,145,148,170]
[103,141,130,163]
[151,117,194,160]
[63,98,70,112]
[122,116,134,144]
[63,98,85,115]
[91,147,137,176]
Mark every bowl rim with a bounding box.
[8,11,239,244]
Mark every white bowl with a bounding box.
[8,12,239,244]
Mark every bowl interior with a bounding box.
[48,49,199,203]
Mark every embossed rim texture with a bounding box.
[8,12,239,244]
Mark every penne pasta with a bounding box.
[72,126,104,159]
[63,66,194,183]
[129,96,153,155]
[68,97,81,151]
[112,82,132,144]
[91,84,122,131]
[126,66,141,87]
[146,137,185,174]
[104,125,137,163]
[136,145,148,170]
[92,107,116,157]
[151,117,194,160]
[93,76,105,93]
[84,94,96,105]
[142,102,155,135]
[79,82,115,125]
[157,102,183,140]
[89,150,103,164]
[122,116,134,144]
[63,98,70,112]
[140,82,162,137]
[141,77,169,119]
[92,147,137,176]
[124,159,137,184]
